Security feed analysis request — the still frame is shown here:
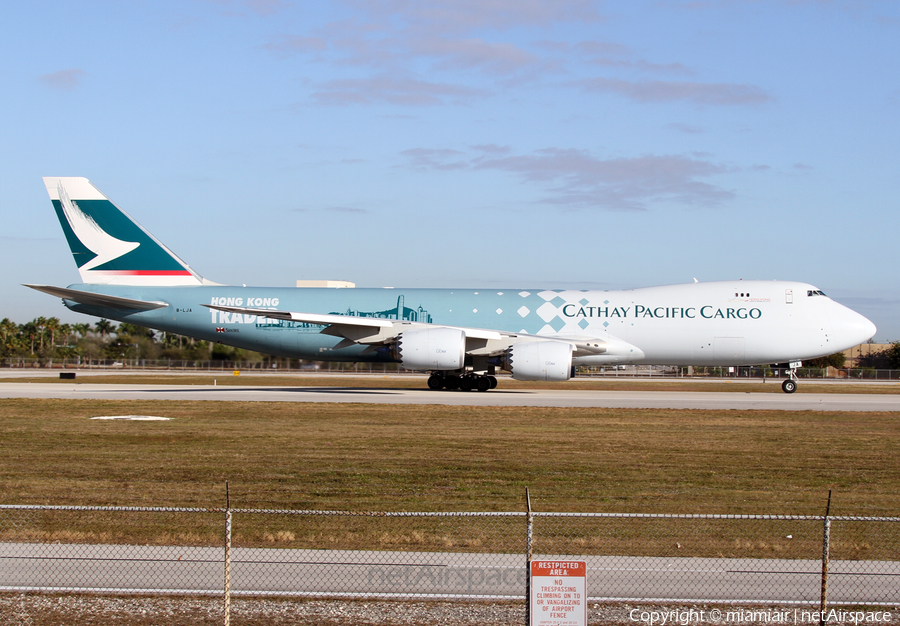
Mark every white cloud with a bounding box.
[202,0,292,18]
[346,0,603,33]
[265,0,604,87]
[411,38,537,76]
[311,76,488,106]
[470,144,512,154]
[244,0,290,16]
[573,41,694,76]
[400,148,468,169]
[400,146,736,211]
[40,69,87,91]
[265,0,770,108]
[667,122,705,134]
[263,35,328,56]
[575,77,773,105]
[326,206,368,213]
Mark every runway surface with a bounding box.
[1,543,896,603]
[1,382,898,411]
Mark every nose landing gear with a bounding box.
[781,361,801,393]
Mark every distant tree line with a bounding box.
[851,342,900,370]
[803,352,848,369]
[3,316,899,369]
[0,317,268,363]
[798,344,900,370]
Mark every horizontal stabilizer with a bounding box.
[24,284,169,311]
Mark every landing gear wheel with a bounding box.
[459,376,474,391]
[475,376,491,392]
[487,375,498,389]
[444,376,460,390]
[782,379,797,394]
[427,374,444,390]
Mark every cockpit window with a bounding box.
[807,290,827,297]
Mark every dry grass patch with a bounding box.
[1,398,898,513]
[1,398,899,555]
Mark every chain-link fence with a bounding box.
[530,512,900,605]
[0,506,225,594]
[1,504,898,619]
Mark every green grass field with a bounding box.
[2,398,897,514]
[2,397,899,558]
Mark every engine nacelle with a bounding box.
[503,340,574,381]
[392,327,466,371]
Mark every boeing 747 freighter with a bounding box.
[26,177,876,393]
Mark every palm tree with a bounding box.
[94,319,114,339]
[59,323,73,346]
[22,321,38,355]
[0,318,15,345]
[45,317,61,349]
[34,316,48,351]
[0,318,17,355]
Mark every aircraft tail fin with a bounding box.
[43,177,205,286]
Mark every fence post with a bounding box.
[819,490,832,625]
[525,487,533,626]
[224,482,232,626]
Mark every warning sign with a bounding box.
[530,560,586,626]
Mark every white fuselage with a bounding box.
[63,279,875,367]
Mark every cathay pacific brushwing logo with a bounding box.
[57,182,139,270]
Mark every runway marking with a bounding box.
[90,415,171,420]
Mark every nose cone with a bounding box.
[834,307,877,350]
[861,316,877,342]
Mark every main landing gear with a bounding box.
[427,372,498,392]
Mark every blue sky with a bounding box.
[2,0,898,340]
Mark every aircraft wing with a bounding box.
[205,303,504,346]
[24,284,169,311]
[203,303,608,357]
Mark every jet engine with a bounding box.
[391,327,466,370]
[502,340,574,381]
